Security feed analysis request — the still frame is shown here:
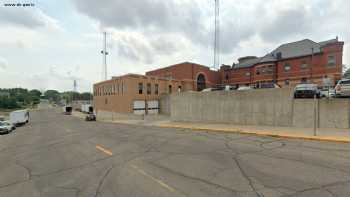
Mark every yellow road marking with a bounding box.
[130,164,187,197]
[96,145,113,156]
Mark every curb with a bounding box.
[158,124,350,144]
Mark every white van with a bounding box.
[10,110,29,126]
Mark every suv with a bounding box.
[335,79,350,97]
[294,84,321,99]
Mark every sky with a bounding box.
[0,0,349,92]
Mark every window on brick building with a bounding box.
[225,74,229,80]
[285,79,290,85]
[284,63,291,72]
[118,82,120,94]
[138,83,143,94]
[300,60,308,69]
[155,84,159,95]
[121,82,124,95]
[147,83,151,95]
[301,78,308,84]
[256,68,261,75]
[327,55,336,67]
[246,72,250,76]
[169,85,172,94]
[266,65,273,74]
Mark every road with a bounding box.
[1,108,350,197]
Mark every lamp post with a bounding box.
[310,47,314,83]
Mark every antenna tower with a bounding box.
[101,32,109,80]
[213,0,220,69]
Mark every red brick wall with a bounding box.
[221,42,344,87]
[146,62,221,89]
[276,42,343,87]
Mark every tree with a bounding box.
[44,90,60,102]
[0,96,19,109]
[343,67,350,79]
[29,89,42,98]
[80,92,93,100]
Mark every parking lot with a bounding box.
[1,108,350,197]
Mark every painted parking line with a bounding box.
[96,145,113,156]
[130,164,187,197]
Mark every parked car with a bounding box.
[258,83,280,89]
[10,110,29,126]
[335,79,350,97]
[1,121,15,130]
[63,106,73,115]
[0,121,14,134]
[237,86,252,91]
[85,114,96,121]
[320,88,336,98]
[294,84,321,99]
[201,87,224,92]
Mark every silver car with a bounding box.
[335,79,350,97]
[0,121,15,134]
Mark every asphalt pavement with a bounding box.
[1,108,350,197]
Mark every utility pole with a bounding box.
[73,79,77,92]
[213,0,220,69]
[101,32,109,81]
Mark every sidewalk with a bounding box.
[72,111,350,143]
[157,122,350,143]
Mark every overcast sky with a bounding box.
[0,0,349,92]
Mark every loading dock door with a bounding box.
[148,100,159,114]
[133,101,146,115]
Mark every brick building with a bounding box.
[146,62,220,91]
[93,38,344,114]
[93,74,192,114]
[220,38,344,88]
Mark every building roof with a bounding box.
[234,58,261,69]
[146,61,209,73]
[233,38,340,69]
[270,39,321,59]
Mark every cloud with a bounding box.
[1,65,93,92]
[259,7,312,42]
[0,6,60,30]
[0,57,8,69]
[71,0,215,51]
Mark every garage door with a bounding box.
[133,101,145,115]
[148,100,159,115]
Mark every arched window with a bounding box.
[197,74,206,91]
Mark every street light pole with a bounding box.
[310,47,314,83]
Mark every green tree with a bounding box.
[44,90,60,102]
[344,69,350,79]
[29,89,42,98]
[80,92,93,100]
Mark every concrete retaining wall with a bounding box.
[159,94,171,115]
[170,89,350,129]
[96,110,143,121]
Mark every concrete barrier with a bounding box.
[159,94,171,115]
[169,88,350,129]
[96,110,143,121]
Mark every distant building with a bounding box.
[220,38,344,88]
